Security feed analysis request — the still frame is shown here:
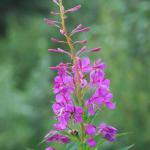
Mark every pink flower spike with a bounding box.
[91,47,102,52]
[74,40,87,44]
[52,0,59,6]
[77,46,87,56]
[65,5,81,13]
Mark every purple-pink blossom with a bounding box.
[85,124,96,136]
[53,103,83,130]
[46,132,70,143]
[53,74,74,94]
[99,123,117,142]
[45,147,56,150]
[87,138,96,148]
[76,57,92,73]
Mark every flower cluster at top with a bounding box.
[44,0,117,149]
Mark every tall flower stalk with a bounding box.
[44,0,117,150]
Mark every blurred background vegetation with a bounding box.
[0,0,149,150]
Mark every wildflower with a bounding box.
[53,103,83,130]
[46,130,70,143]
[99,123,117,142]
[77,57,92,73]
[85,124,96,136]
[53,74,74,94]
[87,138,96,148]
[44,0,118,149]
[90,59,106,85]
[45,147,56,150]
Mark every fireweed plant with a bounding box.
[44,0,117,150]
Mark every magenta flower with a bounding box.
[46,131,70,144]
[53,103,83,130]
[87,138,96,148]
[45,147,56,150]
[86,76,116,115]
[90,59,106,85]
[85,124,96,136]
[73,57,91,73]
[99,123,117,142]
[55,93,72,104]
[78,57,92,73]
[53,74,74,94]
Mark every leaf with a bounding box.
[117,132,133,138]
[66,142,78,150]
[119,144,134,150]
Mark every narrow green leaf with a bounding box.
[119,144,134,150]
[117,132,133,138]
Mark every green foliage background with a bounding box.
[0,0,149,149]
